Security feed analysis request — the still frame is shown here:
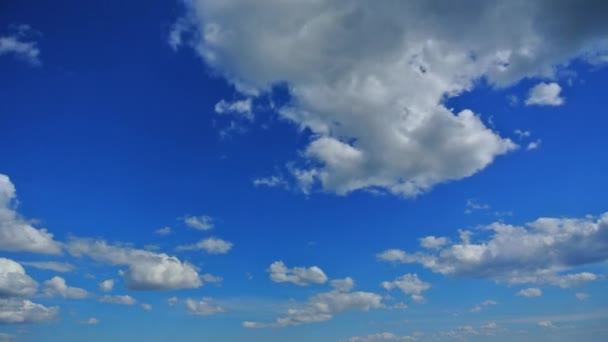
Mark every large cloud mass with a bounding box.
[173,0,608,196]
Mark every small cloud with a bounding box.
[253,176,287,188]
[80,317,99,325]
[99,279,114,292]
[526,139,542,150]
[575,292,589,301]
[177,237,233,255]
[183,215,214,231]
[465,199,490,214]
[99,295,136,306]
[470,300,497,313]
[141,303,152,311]
[525,82,564,106]
[537,320,554,329]
[155,226,172,236]
[514,129,531,139]
[167,296,178,306]
[0,24,41,66]
[215,98,254,121]
[517,287,542,298]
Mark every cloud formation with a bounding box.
[183,215,214,231]
[0,258,38,298]
[525,82,564,106]
[517,288,542,298]
[381,274,430,303]
[0,298,58,323]
[268,261,328,286]
[177,237,233,254]
[43,276,88,299]
[378,212,608,287]
[0,174,62,254]
[184,297,225,315]
[0,25,40,66]
[173,0,608,197]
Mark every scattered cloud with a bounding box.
[183,215,214,231]
[215,98,253,121]
[517,288,542,298]
[527,139,542,150]
[470,300,497,313]
[381,274,430,303]
[0,174,62,254]
[20,261,74,273]
[43,276,88,299]
[80,317,99,325]
[378,212,608,287]
[99,279,114,292]
[243,281,383,328]
[419,236,450,249]
[99,295,136,306]
[185,297,225,316]
[0,258,38,298]
[526,82,564,106]
[537,320,555,329]
[155,226,172,236]
[68,238,202,290]
[253,176,287,188]
[177,237,233,255]
[0,298,58,323]
[514,129,531,139]
[343,332,416,342]
[141,303,152,311]
[268,261,328,286]
[0,25,40,65]
[167,296,178,306]
[575,292,590,301]
[201,273,223,284]
[331,277,355,292]
[465,199,491,214]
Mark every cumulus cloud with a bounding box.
[99,295,136,306]
[43,276,88,299]
[177,237,233,254]
[99,279,114,292]
[173,0,608,197]
[243,281,383,328]
[21,261,74,273]
[67,238,202,290]
[525,82,564,106]
[526,139,542,150]
[0,298,58,323]
[0,258,38,298]
[183,215,214,231]
[517,287,542,298]
[268,261,328,286]
[185,297,225,315]
[0,25,40,65]
[381,274,430,303]
[343,332,416,342]
[80,317,99,325]
[0,174,62,254]
[378,211,608,287]
[330,277,355,292]
[419,236,450,250]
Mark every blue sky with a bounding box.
[1,1,608,341]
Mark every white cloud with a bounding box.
[21,261,74,273]
[526,82,564,106]
[517,287,542,298]
[0,258,38,298]
[381,274,430,303]
[173,0,608,197]
[215,98,253,121]
[514,129,531,139]
[99,295,136,306]
[201,273,223,283]
[155,226,172,236]
[464,199,491,214]
[141,303,152,311]
[99,279,114,292]
[80,317,99,325]
[575,292,589,301]
[0,25,40,66]
[43,276,88,299]
[183,215,214,231]
[243,282,383,328]
[537,320,554,329]
[470,300,497,313]
[68,238,202,290]
[253,176,287,188]
[167,296,178,306]
[343,332,416,342]
[331,277,355,292]
[0,174,62,255]
[177,237,233,254]
[185,297,225,316]
[378,211,608,288]
[268,261,328,286]
[0,298,58,323]
[419,236,450,250]
[527,139,542,150]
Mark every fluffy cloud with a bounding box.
[184,297,225,315]
[243,282,383,328]
[330,277,355,292]
[0,174,62,255]
[0,298,58,323]
[0,258,37,298]
[419,236,450,250]
[141,303,152,311]
[344,333,416,342]
[43,276,88,299]
[0,25,40,66]
[268,261,328,286]
[21,261,74,273]
[183,215,214,231]
[173,0,608,197]
[67,238,202,290]
[525,82,564,106]
[378,212,608,287]
[177,237,233,254]
[99,279,114,292]
[517,287,542,298]
[99,295,136,305]
[381,274,430,303]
